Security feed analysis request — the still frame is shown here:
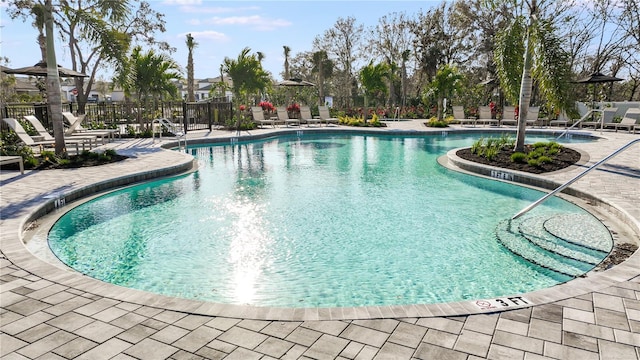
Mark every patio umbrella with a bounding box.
[277,78,315,87]
[575,71,624,129]
[2,61,88,78]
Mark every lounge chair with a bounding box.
[299,106,322,127]
[2,117,86,153]
[452,106,477,127]
[499,106,517,126]
[0,156,24,174]
[549,111,574,128]
[526,106,541,127]
[276,107,300,127]
[477,106,498,126]
[62,112,119,140]
[250,107,275,128]
[581,107,617,129]
[23,115,101,147]
[318,106,339,126]
[604,107,640,133]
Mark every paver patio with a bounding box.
[1,121,639,359]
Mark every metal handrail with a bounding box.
[512,138,640,220]
[556,109,602,140]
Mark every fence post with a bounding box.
[182,101,188,133]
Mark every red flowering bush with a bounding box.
[286,103,300,112]
[259,101,275,112]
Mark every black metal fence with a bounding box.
[1,97,234,133]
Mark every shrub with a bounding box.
[485,146,498,161]
[426,117,448,127]
[528,159,540,167]
[470,138,484,155]
[537,155,553,164]
[510,152,527,163]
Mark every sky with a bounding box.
[0,0,445,81]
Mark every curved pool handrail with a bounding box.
[512,138,640,220]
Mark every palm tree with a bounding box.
[223,47,271,128]
[425,64,462,121]
[360,61,390,119]
[113,46,182,127]
[44,0,65,155]
[311,50,333,105]
[494,0,574,151]
[283,45,291,79]
[186,33,198,102]
[401,49,411,108]
[30,4,47,62]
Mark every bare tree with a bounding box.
[365,12,414,105]
[313,17,364,108]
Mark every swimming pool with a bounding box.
[47,133,612,308]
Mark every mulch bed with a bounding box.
[456,145,581,174]
[32,154,129,170]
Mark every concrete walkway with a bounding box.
[1,121,639,359]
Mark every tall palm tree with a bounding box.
[186,33,198,102]
[401,49,411,108]
[494,0,574,151]
[311,50,333,106]
[44,0,65,155]
[283,45,291,79]
[30,4,47,62]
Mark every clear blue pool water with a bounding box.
[48,133,603,308]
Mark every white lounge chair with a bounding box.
[318,106,339,126]
[299,106,322,127]
[452,106,477,127]
[276,107,300,127]
[499,106,517,126]
[477,106,498,126]
[549,111,574,128]
[604,107,640,133]
[62,112,119,140]
[23,115,100,147]
[2,117,86,153]
[581,107,616,129]
[251,107,275,128]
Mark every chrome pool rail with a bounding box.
[512,138,640,220]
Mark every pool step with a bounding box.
[518,216,608,265]
[495,215,612,278]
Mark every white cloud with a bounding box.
[179,6,260,14]
[204,15,292,31]
[163,0,203,5]
[181,30,230,42]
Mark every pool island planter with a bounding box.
[5,131,640,321]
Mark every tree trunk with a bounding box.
[437,96,444,121]
[45,0,66,156]
[514,0,536,152]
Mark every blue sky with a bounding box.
[1,0,444,81]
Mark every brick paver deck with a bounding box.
[2,122,639,359]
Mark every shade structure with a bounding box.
[575,71,624,84]
[277,78,315,87]
[2,61,88,78]
[575,72,624,131]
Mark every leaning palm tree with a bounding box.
[494,0,575,151]
[186,33,198,102]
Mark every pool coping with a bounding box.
[5,129,640,321]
